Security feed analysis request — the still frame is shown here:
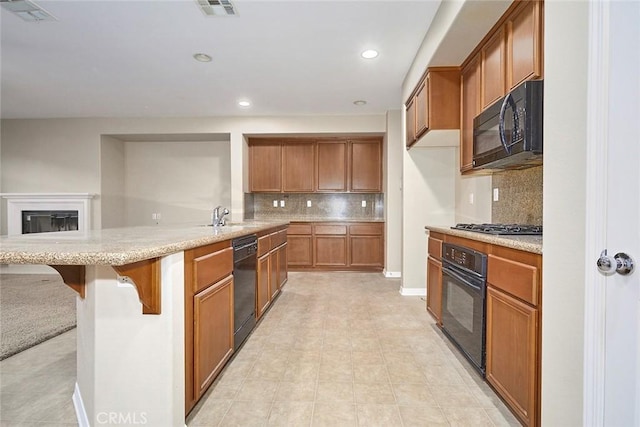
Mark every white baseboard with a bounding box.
[73,382,89,427]
[0,264,54,274]
[399,286,426,296]
[383,270,401,278]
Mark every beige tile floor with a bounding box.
[0,272,520,426]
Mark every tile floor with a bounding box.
[0,272,520,426]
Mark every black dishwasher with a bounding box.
[232,235,257,350]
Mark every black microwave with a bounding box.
[473,80,543,169]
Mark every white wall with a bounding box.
[384,110,403,276]
[123,140,230,227]
[100,136,125,229]
[541,1,589,425]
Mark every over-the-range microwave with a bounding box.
[473,80,543,169]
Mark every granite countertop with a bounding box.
[426,225,542,254]
[0,220,289,266]
[253,216,385,223]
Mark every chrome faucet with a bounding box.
[212,206,230,227]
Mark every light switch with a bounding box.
[361,200,367,208]
[493,188,499,202]
[307,200,312,207]
[273,200,278,207]
[469,193,474,204]
[280,200,285,207]
[151,213,157,220]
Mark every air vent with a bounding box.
[196,0,237,16]
[0,0,56,22]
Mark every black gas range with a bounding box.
[452,223,543,236]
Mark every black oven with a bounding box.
[441,243,488,376]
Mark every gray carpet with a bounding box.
[0,273,77,360]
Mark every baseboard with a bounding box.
[383,270,401,278]
[73,382,90,427]
[0,264,54,274]
[399,286,426,297]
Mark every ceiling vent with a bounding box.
[196,0,237,17]
[0,0,56,22]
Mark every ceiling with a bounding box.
[0,0,444,119]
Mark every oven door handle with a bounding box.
[442,266,484,293]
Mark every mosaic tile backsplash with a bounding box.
[492,166,543,225]
[246,193,384,221]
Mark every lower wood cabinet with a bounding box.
[256,226,289,320]
[193,275,234,400]
[256,253,271,318]
[288,221,384,271]
[426,256,442,325]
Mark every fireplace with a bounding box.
[2,193,94,236]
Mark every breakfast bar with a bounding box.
[0,221,287,426]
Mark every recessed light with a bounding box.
[193,53,212,62]
[238,100,251,107]
[353,100,367,106]
[361,49,379,59]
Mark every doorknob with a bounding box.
[597,250,635,275]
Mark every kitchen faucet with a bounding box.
[212,206,230,227]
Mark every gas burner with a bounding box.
[452,223,543,236]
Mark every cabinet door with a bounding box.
[256,254,270,318]
[249,142,282,192]
[460,54,481,172]
[314,236,348,267]
[405,99,416,147]
[269,248,279,300]
[415,79,428,137]
[282,142,315,192]
[481,27,506,110]
[508,0,543,90]
[287,235,313,267]
[193,275,234,400]
[350,140,382,192]
[486,286,539,427]
[317,141,348,192]
[278,243,288,288]
[350,235,383,268]
[426,256,442,325]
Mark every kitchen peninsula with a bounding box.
[0,221,288,426]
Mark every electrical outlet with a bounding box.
[280,200,285,207]
[469,193,474,204]
[307,200,312,207]
[156,213,161,219]
[273,200,278,207]
[151,213,157,220]
[361,200,367,208]
[493,188,500,201]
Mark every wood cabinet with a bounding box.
[256,253,271,318]
[350,139,382,192]
[460,54,481,173]
[249,140,282,192]
[288,222,384,271]
[486,246,542,427]
[184,241,234,413]
[426,232,444,325]
[317,140,348,192]
[255,225,288,320]
[507,0,543,90]
[405,67,461,148]
[282,142,315,192]
[248,137,382,193]
[481,27,507,110]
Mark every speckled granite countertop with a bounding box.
[0,221,289,266]
[426,226,542,254]
[254,216,385,223]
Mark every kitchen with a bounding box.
[1,0,639,426]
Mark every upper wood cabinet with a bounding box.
[460,54,481,173]
[248,137,382,193]
[405,67,461,148]
[249,140,282,192]
[317,140,348,192]
[350,139,382,192]
[481,27,507,111]
[507,0,543,90]
[282,142,315,192]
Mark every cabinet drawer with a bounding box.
[314,224,347,235]
[288,223,312,235]
[271,229,287,249]
[488,254,539,306]
[349,223,383,235]
[193,247,233,294]
[428,237,443,259]
[257,234,270,257]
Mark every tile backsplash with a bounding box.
[246,193,384,221]
[491,166,543,225]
